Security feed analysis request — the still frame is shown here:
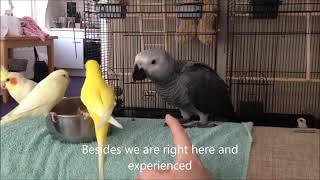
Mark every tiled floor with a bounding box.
[0,76,85,117]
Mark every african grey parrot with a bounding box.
[132,49,234,127]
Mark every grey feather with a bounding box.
[160,61,233,116]
[180,62,234,116]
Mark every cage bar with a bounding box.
[227,0,320,118]
[84,0,219,117]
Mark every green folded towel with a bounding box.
[1,117,253,180]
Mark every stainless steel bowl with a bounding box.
[46,97,98,143]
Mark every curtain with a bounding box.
[31,0,49,29]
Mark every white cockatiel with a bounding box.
[0,66,37,103]
[1,69,70,125]
[297,118,308,128]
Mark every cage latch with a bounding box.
[96,2,127,19]
[176,1,203,18]
[250,0,282,19]
[143,90,156,101]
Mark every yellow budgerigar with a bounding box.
[80,60,123,180]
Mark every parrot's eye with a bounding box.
[151,59,156,65]
[6,78,10,82]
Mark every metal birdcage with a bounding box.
[84,0,219,118]
[227,0,320,124]
[83,0,320,127]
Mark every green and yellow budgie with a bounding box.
[80,60,123,180]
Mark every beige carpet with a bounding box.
[247,127,320,180]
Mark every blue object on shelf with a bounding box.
[251,0,282,19]
[96,3,127,19]
[176,2,203,18]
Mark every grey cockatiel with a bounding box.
[132,49,234,127]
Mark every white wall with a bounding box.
[0,0,32,17]
[46,0,84,28]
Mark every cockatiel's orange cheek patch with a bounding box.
[10,78,17,85]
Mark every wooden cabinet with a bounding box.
[48,29,84,69]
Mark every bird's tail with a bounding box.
[98,148,105,180]
[0,116,15,125]
[1,114,21,125]
[95,123,109,180]
[1,103,45,126]
[98,112,123,129]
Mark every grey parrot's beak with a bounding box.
[0,82,6,89]
[132,64,147,81]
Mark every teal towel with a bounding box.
[1,117,253,180]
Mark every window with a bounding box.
[0,0,48,29]
[0,0,32,18]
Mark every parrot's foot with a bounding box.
[49,112,58,122]
[181,121,217,128]
[181,121,197,128]
[178,118,192,124]
[179,109,191,120]
[163,118,191,127]
[78,107,90,121]
[197,121,217,128]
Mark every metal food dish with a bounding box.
[46,97,112,143]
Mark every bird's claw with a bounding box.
[163,118,191,127]
[181,121,217,128]
[78,107,91,120]
[49,112,58,123]
[197,121,217,128]
[178,118,191,124]
[163,118,217,128]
